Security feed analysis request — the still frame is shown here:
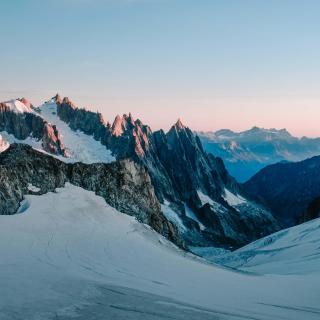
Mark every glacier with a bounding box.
[0,184,319,320]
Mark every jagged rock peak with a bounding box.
[52,93,62,104]
[174,118,186,131]
[62,97,76,109]
[111,113,135,136]
[111,115,125,136]
[124,112,134,124]
[18,98,33,109]
[97,111,106,124]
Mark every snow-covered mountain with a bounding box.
[0,95,280,249]
[0,184,318,320]
[0,98,68,156]
[39,99,115,163]
[197,127,320,182]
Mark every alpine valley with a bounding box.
[1,95,320,320]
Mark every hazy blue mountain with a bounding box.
[243,155,320,226]
[197,127,320,182]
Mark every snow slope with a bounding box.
[0,184,319,320]
[0,130,43,151]
[38,101,115,163]
[223,188,246,206]
[4,99,34,113]
[216,218,320,275]
[161,200,187,232]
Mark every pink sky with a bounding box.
[56,92,320,137]
[3,91,318,138]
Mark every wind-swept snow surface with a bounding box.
[216,218,320,275]
[0,185,319,320]
[39,101,115,164]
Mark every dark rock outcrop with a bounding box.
[0,144,182,247]
[303,197,320,222]
[243,155,320,226]
[0,101,67,156]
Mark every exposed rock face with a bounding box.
[18,98,33,110]
[0,101,67,156]
[154,121,233,202]
[56,97,239,203]
[303,197,320,222]
[243,155,320,226]
[56,97,176,199]
[53,97,280,248]
[0,144,181,247]
[0,134,9,152]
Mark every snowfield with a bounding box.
[216,217,320,275]
[223,188,246,206]
[0,184,319,320]
[0,131,43,151]
[39,101,116,164]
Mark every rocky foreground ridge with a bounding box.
[0,144,181,246]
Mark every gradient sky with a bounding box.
[1,0,320,136]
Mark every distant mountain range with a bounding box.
[197,127,320,182]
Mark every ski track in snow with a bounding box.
[0,184,319,320]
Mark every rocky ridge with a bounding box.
[0,144,181,247]
[52,95,280,248]
[243,155,320,226]
[0,99,67,156]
